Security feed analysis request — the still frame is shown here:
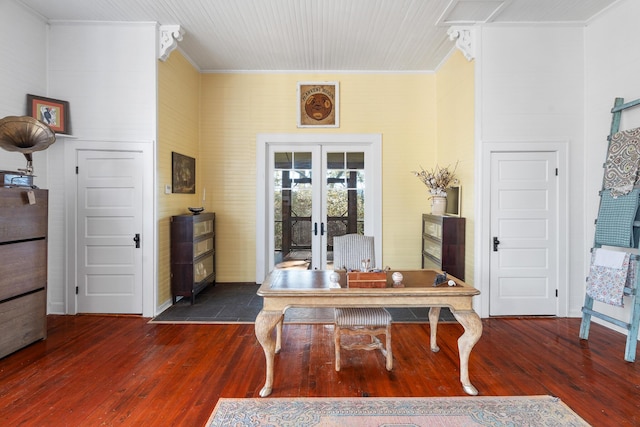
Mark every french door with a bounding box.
[256,134,382,283]
[271,145,369,271]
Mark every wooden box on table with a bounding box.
[346,271,387,288]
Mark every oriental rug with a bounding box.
[205,396,589,427]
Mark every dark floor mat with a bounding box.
[152,283,457,324]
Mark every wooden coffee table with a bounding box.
[255,269,482,397]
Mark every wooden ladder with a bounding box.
[579,97,640,362]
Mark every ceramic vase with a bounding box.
[431,195,447,215]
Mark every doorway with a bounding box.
[271,147,370,271]
[76,150,143,314]
[64,141,155,317]
[479,142,569,317]
[256,134,382,283]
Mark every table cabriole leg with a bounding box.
[428,307,441,352]
[276,317,283,353]
[255,310,284,397]
[451,309,482,396]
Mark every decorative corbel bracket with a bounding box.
[447,26,475,61]
[159,25,184,62]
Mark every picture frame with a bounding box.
[172,152,196,194]
[445,185,461,217]
[26,94,71,134]
[297,81,339,128]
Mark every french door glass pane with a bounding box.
[274,151,312,269]
[327,152,365,251]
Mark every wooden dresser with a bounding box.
[170,212,216,304]
[0,187,48,359]
[421,214,465,280]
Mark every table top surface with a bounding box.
[258,269,480,297]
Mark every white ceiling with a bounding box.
[17,0,619,72]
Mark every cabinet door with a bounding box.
[423,236,442,260]
[422,255,441,271]
[194,218,213,238]
[423,216,443,240]
[194,238,214,258]
[194,254,214,283]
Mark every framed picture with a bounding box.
[297,81,339,128]
[26,94,71,134]
[445,185,461,217]
[172,152,196,194]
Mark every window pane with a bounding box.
[274,152,291,169]
[273,170,283,190]
[347,152,364,169]
[292,188,312,216]
[293,170,312,188]
[327,152,344,169]
[294,152,312,169]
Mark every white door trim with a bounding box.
[64,140,156,317]
[478,140,569,318]
[256,133,382,284]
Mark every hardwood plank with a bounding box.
[0,315,638,426]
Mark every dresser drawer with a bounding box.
[0,189,48,243]
[0,290,46,358]
[0,239,47,302]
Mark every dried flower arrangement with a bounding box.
[412,162,459,197]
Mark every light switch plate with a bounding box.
[165,184,171,194]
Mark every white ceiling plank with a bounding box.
[17,0,619,72]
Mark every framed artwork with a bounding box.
[297,81,339,128]
[445,185,461,217]
[26,94,71,134]
[172,152,196,194]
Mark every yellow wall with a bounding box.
[200,73,438,282]
[436,50,475,283]
[156,49,475,303]
[157,51,201,304]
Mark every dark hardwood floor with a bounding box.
[0,315,638,426]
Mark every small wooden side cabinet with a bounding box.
[0,187,48,359]
[421,214,465,280]
[170,212,216,304]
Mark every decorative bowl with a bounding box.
[188,206,204,215]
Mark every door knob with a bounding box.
[133,233,141,248]
[493,236,500,252]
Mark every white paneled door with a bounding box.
[76,150,143,314]
[489,151,558,316]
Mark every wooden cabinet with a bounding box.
[0,187,48,359]
[170,212,216,304]
[422,214,465,280]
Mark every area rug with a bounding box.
[205,396,589,427]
